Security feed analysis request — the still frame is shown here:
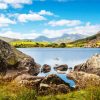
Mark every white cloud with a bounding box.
[38,10,54,16]
[42,24,100,38]
[0,3,8,9]
[0,14,16,27]
[3,0,32,4]
[0,22,100,39]
[0,31,41,39]
[17,13,46,22]
[0,0,32,9]
[7,10,55,23]
[48,19,82,27]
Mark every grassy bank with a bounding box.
[0,82,100,100]
[10,40,67,48]
[0,82,37,100]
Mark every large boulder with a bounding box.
[54,64,68,71]
[0,39,40,78]
[67,71,100,90]
[0,56,7,75]
[41,64,51,73]
[0,40,17,67]
[74,54,100,76]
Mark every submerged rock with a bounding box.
[41,64,51,73]
[54,64,68,71]
[74,54,100,76]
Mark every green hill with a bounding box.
[67,32,100,48]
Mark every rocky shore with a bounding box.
[0,39,100,95]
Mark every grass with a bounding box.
[0,82,100,100]
[0,82,37,100]
[38,86,100,100]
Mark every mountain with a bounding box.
[33,34,86,42]
[69,32,100,47]
[0,36,18,42]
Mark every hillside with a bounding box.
[0,36,18,42]
[68,32,100,48]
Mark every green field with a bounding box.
[10,40,100,48]
[10,40,67,48]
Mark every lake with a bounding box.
[18,48,100,67]
[18,48,100,87]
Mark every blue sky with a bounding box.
[0,0,100,39]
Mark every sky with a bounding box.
[0,0,100,39]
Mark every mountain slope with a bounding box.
[68,32,100,47]
[0,36,18,42]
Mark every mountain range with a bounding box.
[33,34,86,42]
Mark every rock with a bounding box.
[0,40,17,67]
[14,74,44,88]
[38,74,71,95]
[41,74,69,85]
[39,83,70,95]
[67,71,100,90]
[41,64,51,73]
[0,56,7,75]
[74,54,100,76]
[18,58,41,75]
[56,84,70,93]
[0,39,40,77]
[54,64,68,71]
[40,83,50,90]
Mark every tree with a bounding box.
[59,43,66,48]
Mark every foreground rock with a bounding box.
[0,56,7,75]
[14,74,44,89]
[12,74,71,95]
[67,71,100,89]
[74,54,100,76]
[0,39,40,80]
[41,64,51,73]
[54,64,68,71]
[39,74,70,95]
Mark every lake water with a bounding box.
[18,48,100,87]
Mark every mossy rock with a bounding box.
[0,39,39,76]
